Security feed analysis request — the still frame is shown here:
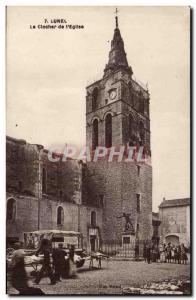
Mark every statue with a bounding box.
[117,213,135,234]
[123,213,134,232]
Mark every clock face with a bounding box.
[109,90,117,100]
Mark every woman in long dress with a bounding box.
[166,243,172,263]
[159,244,165,263]
[181,244,188,264]
[68,245,77,277]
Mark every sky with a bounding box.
[6,6,190,211]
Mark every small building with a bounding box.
[159,198,190,247]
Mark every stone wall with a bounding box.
[6,136,39,197]
[6,136,83,205]
[6,193,39,242]
[159,205,190,246]
[86,159,152,244]
[6,191,103,250]
[6,136,103,249]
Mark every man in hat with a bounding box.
[52,243,67,281]
[34,239,56,285]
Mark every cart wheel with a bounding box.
[30,270,39,277]
[76,259,85,268]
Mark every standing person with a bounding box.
[171,244,175,263]
[151,243,155,262]
[10,243,44,295]
[68,245,76,277]
[134,241,139,261]
[159,243,164,263]
[143,243,147,262]
[173,245,178,264]
[146,243,151,264]
[34,239,56,285]
[181,243,188,264]
[10,243,28,293]
[176,245,181,264]
[155,243,160,262]
[52,243,67,281]
[163,244,167,263]
[166,243,172,263]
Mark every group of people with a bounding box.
[8,239,77,295]
[143,242,189,264]
[159,242,188,264]
[34,238,76,285]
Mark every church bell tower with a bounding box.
[85,10,152,251]
[86,11,151,154]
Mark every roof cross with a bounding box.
[115,7,119,28]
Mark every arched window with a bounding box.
[91,211,96,227]
[42,168,47,194]
[7,198,16,221]
[147,100,149,116]
[139,121,145,145]
[139,98,144,114]
[92,119,98,150]
[92,87,98,111]
[18,181,22,192]
[105,113,112,148]
[57,206,64,225]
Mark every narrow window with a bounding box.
[99,194,104,207]
[57,206,64,225]
[92,119,98,150]
[18,181,22,192]
[136,194,141,213]
[139,121,145,145]
[139,98,144,114]
[7,198,16,221]
[42,168,47,194]
[91,211,96,227]
[92,87,98,111]
[129,115,133,139]
[59,190,63,198]
[105,114,112,148]
[137,165,141,176]
[147,101,149,116]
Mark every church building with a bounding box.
[6,13,153,255]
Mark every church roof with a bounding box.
[159,198,190,208]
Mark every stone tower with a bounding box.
[85,12,152,251]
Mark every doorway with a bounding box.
[165,235,179,245]
[90,235,96,252]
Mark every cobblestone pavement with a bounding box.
[28,260,190,295]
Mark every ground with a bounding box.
[9,259,190,295]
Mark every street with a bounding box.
[24,259,190,295]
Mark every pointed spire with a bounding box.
[103,9,132,78]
